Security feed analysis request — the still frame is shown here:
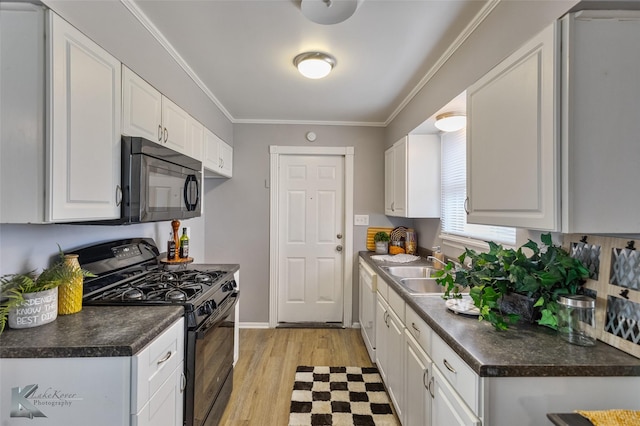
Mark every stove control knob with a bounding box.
[199,301,214,316]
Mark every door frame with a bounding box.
[269,145,354,328]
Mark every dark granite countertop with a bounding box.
[360,251,640,378]
[0,306,183,358]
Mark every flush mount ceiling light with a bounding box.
[434,112,466,132]
[300,0,360,25]
[293,52,336,79]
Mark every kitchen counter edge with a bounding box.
[0,306,184,358]
[359,251,640,378]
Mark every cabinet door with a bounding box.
[219,140,233,177]
[122,66,162,143]
[384,147,395,215]
[48,12,121,221]
[392,139,407,216]
[466,23,558,231]
[375,293,389,382]
[188,116,204,162]
[358,261,376,362]
[162,96,190,154]
[432,368,481,426]
[386,305,405,420]
[405,331,431,426]
[133,362,184,426]
[203,127,222,174]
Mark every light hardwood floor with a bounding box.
[219,328,375,426]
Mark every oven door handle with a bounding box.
[195,292,239,340]
[183,174,199,212]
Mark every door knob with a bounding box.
[337,233,343,239]
[336,245,343,252]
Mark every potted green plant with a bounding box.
[374,231,391,254]
[435,233,590,331]
[0,248,94,333]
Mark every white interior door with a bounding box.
[277,154,345,323]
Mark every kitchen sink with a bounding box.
[399,278,469,295]
[381,266,438,278]
[399,278,443,294]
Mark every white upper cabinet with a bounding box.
[467,22,558,231]
[188,117,204,162]
[48,11,122,222]
[385,135,440,218]
[122,66,163,142]
[467,11,640,233]
[203,128,233,178]
[122,65,199,160]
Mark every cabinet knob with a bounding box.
[336,245,343,252]
[337,233,343,239]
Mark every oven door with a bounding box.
[185,294,238,426]
[131,154,201,223]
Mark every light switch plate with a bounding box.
[354,215,369,226]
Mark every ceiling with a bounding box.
[126,0,486,127]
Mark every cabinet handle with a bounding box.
[391,201,395,212]
[428,376,435,399]
[158,124,163,142]
[115,185,122,207]
[464,196,469,215]
[384,311,389,327]
[164,127,168,143]
[157,351,172,365]
[422,368,429,389]
[411,322,420,336]
[443,359,457,374]
[180,372,187,392]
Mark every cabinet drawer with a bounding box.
[377,277,389,301]
[359,259,377,292]
[132,318,184,413]
[405,305,431,355]
[432,331,479,413]
[388,286,405,321]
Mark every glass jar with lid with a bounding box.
[557,295,596,346]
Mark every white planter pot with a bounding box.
[375,241,389,254]
[8,287,58,329]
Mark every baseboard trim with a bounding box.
[239,322,270,329]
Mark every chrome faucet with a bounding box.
[426,256,448,268]
[427,256,463,270]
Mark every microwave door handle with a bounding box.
[183,175,199,211]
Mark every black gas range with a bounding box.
[75,238,239,426]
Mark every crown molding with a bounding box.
[121,0,500,128]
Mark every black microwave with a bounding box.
[120,136,202,224]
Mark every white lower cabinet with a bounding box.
[131,318,185,426]
[375,293,404,419]
[359,259,377,361]
[404,330,432,426]
[432,367,481,426]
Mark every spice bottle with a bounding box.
[167,232,176,260]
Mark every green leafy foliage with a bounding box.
[434,233,589,331]
[373,231,390,242]
[0,247,95,333]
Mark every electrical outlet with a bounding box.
[354,215,369,226]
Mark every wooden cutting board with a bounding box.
[366,227,393,251]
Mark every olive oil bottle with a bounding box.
[179,228,189,258]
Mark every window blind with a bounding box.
[440,129,516,246]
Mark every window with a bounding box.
[440,128,516,246]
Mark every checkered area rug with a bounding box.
[288,366,399,426]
